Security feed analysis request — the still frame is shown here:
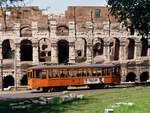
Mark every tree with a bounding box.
[0,0,26,31]
[107,0,150,38]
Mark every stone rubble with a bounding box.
[104,109,114,113]
[10,93,84,110]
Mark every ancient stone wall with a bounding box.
[0,6,149,88]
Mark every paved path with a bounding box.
[0,90,63,100]
[0,87,127,100]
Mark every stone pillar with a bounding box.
[120,65,127,82]
[69,21,75,37]
[16,67,21,87]
[32,22,38,36]
[50,21,56,37]
[135,69,140,83]
[15,43,20,64]
[13,23,20,37]
[51,43,58,63]
[86,43,92,64]
[148,40,150,56]
[119,41,126,61]
[134,42,141,60]
[32,43,39,64]
[104,41,110,62]
[0,44,2,89]
[0,23,2,35]
[69,42,75,64]
[15,43,21,87]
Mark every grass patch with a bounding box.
[1,86,150,113]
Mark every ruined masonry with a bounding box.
[0,6,149,88]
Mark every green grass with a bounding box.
[1,86,150,113]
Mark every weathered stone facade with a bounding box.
[0,6,149,88]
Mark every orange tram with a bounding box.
[28,64,120,92]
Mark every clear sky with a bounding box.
[27,0,107,14]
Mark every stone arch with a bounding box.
[141,38,148,57]
[140,72,149,82]
[20,74,28,85]
[75,38,87,63]
[127,38,135,59]
[58,40,69,64]
[56,25,69,36]
[38,38,51,62]
[93,38,104,57]
[20,25,32,37]
[2,39,15,59]
[20,39,33,61]
[126,72,136,82]
[3,75,14,88]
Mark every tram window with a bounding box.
[102,68,106,76]
[116,67,120,75]
[92,68,97,76]
[66,70,70,78]
[72,70,76,78]
[35,70,41,78]
[97,69,102,76]
[82,69,86,77]
[87,68,92,76]
[77,69,82,77]
[106,68,110,76]
[54,69,59,78]
[49,70,53,78]
[60,70,65,78]
[42,70,47,79]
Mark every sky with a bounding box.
[27,0,107,14]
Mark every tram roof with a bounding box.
[29,64,117,70]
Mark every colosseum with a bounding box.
[0,6,149,89]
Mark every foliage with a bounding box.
[107,0,150,38]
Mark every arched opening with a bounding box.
[93,38,104,57]
[20,40,32,61]
[75,38,87,63]
[20,26,32,37]
[2,39,14,59]
[114,38,120,60]
[127,38,135,59]
[141,38,148,57]
[126,72,136,82]
[20,74,28,85]
[58,40,69,64]
[56,25,69,36]
[38,38,51,62]
[3,75,14,88]
[140,72,149,82]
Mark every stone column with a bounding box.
[13,23,20,37]
[86,43,92,64]
[15,43,21,87]
[69,42,75,64]
[148,40,150,56]
[32,22,38,36]
[69,21,75,37]
[51,43,58,63]
[119,41,126,61]
[134,42,141,60]
[15,43,21,64]
[120,65,128,82]
[135,69,140,83]
[0,44,2,89]
[50,21,56,37]
[104,41,110,62]
[32,42,39,64]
